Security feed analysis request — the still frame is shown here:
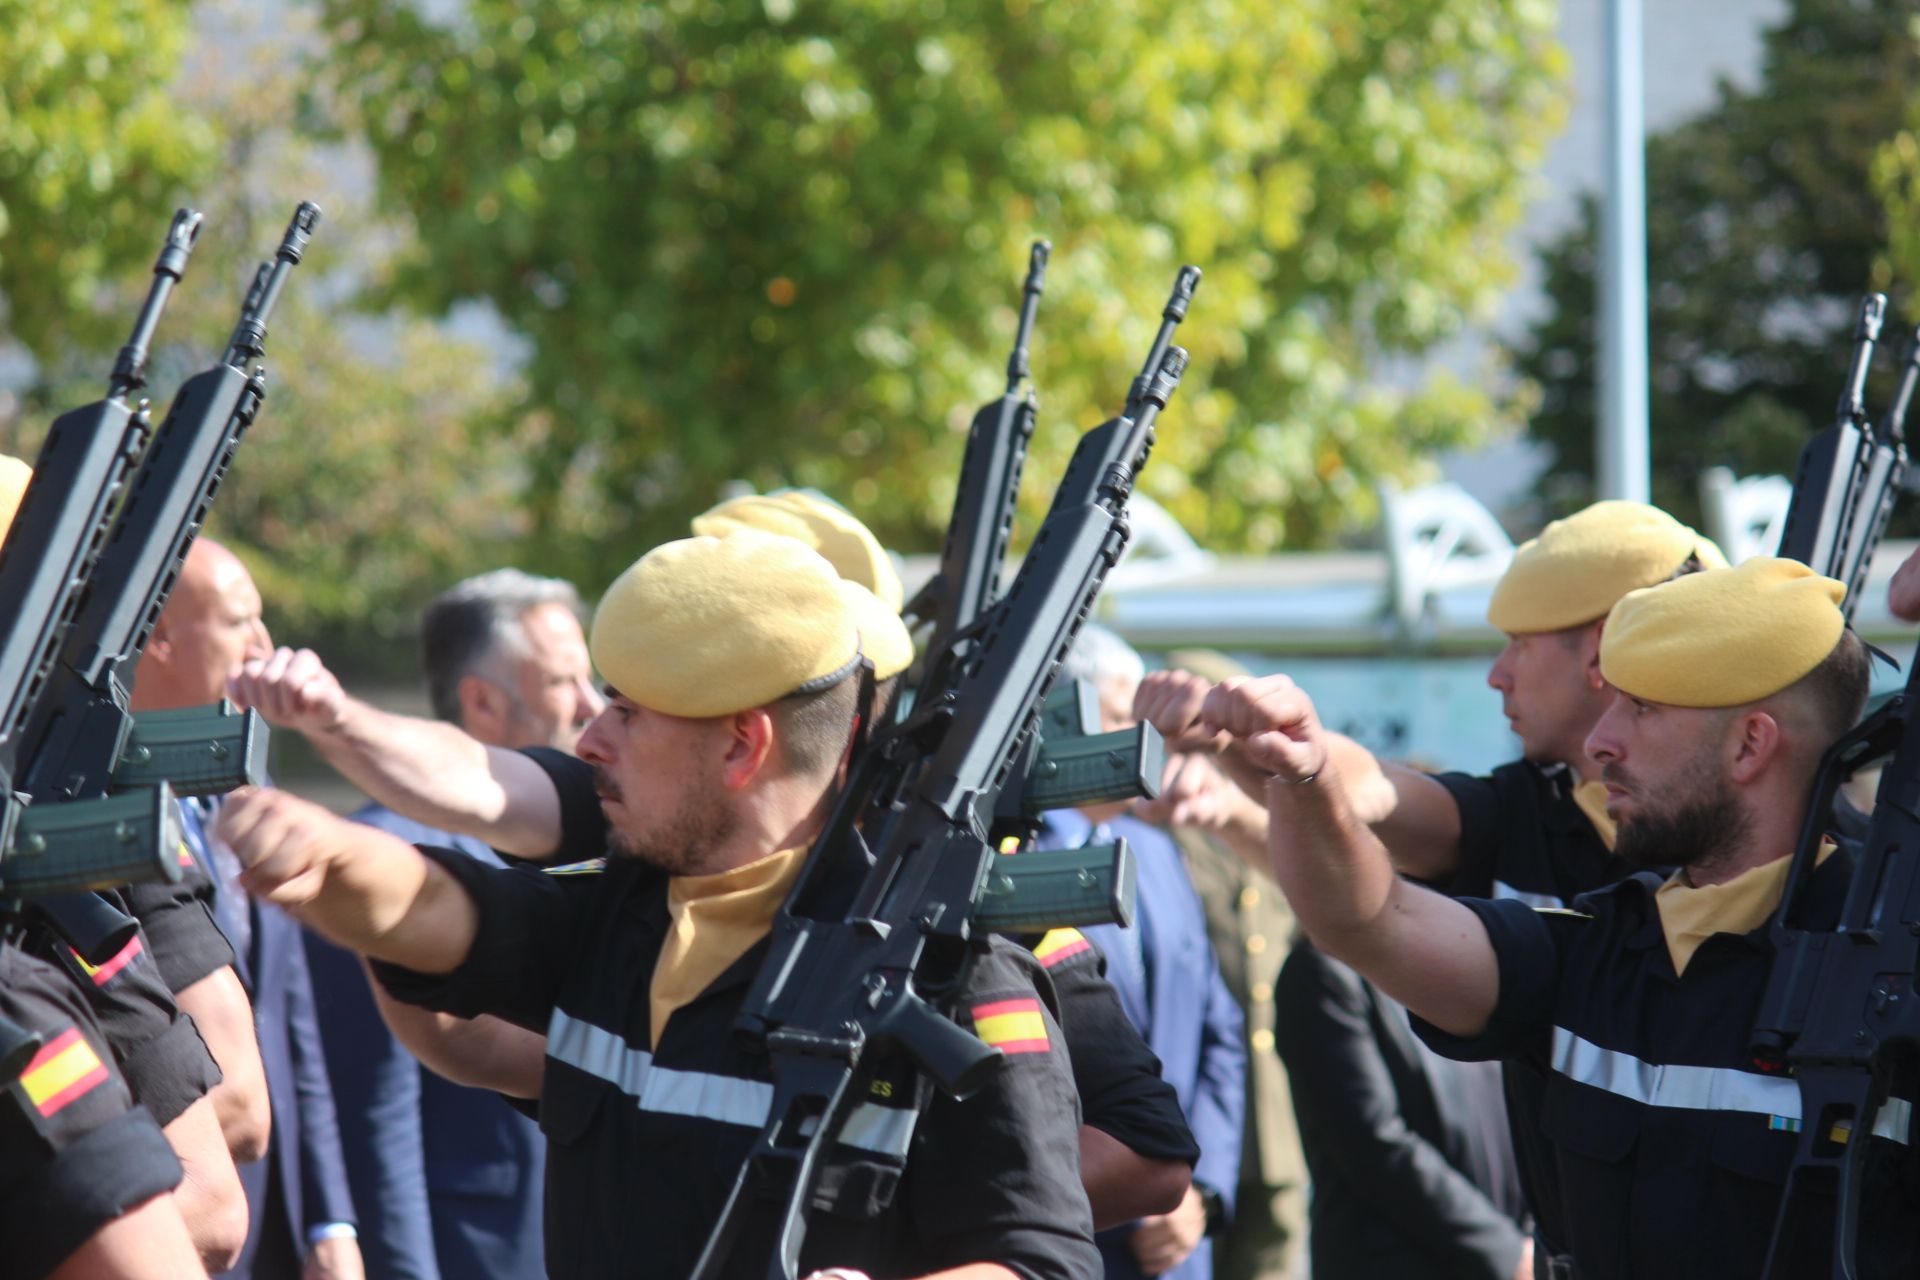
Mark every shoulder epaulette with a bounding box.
[544,857,607,877]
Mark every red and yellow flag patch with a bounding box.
[69,935,144,987]
[971,998,1050,1055]
[1032,929,1091,969]
[19,1028,109,1119]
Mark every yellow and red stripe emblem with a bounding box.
[1032,928,1091,969]
[178,839,197,869]
[20,1028,109,1118]
[971,997,1050,1054]
[69,935,144,987]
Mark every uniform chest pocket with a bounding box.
[1541,1072,1643,1163]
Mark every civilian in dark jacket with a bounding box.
[1276,939,1529,1280]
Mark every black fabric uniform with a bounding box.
[25,903,222,1128]
[1029,930,1201,1167]
[1410,851,1914,1279]
[1430,759,1621,1267]
[0,941,184,1280]
[116,837,236,993]
[376,847,1101,1280]
[523,745,1201,1164]
[1430,761,1617,910]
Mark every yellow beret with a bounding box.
[1487,500,1729,634]
[692,491,905,612]
[0,456,30,541]
[590,531,861,718]
[839,580,914,682]
[1600,558,1846,708]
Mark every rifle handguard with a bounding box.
[973,839,1137,933]
[113,702,269,797]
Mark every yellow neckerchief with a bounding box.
[649,845,807,1048]
[1655,841,1835,976]
[1570,778,1619,851]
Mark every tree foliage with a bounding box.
[1509,0,1920,524]
[1,1,526,668]
[0,0,217,364]
[319,0,1566,583]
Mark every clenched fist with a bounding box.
[1197,675,1328,784]
[213,787,351,911]
[228,647,350,735]
[1132,668,1229,754]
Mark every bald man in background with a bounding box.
[135,539,363,1280]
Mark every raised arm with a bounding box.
[1134,669,1464,881]
[364,971,546,1099]
[228,647,565,858]
[1197,676,1499,1039]
[212,788,479,974]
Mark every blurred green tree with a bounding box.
[0,0,217,364]
[1,1,527,668]
[318,0,1566,579]
[1509,0,1919,524]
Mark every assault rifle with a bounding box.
[0,202,319,917]
[1776,293,1918,618]
[905,239,1049,682]
[1752,295,1920,1278]
[691,266,1200,1280]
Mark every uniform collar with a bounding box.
[1617,841,1853,957]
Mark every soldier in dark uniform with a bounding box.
[1133,499,1726,1270]
[215,531,1101,1280]
[0,938,207,1279]
[229,492,1201,1231]
[0,457,248,1271]
[1201,556,1911,1279]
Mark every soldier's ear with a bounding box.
[1728,710,1782,784]
[1583,620,1608,690]
[720,709,775,791]
[145,616,174,665]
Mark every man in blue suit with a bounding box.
[140,540,362,1280]
[1041,626,1246,1280]
[304,569,600,1280]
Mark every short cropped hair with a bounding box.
[771,672,862,778]
[1790,628,1872,746]
[421,569,587,723]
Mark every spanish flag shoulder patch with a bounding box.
[177,840,198,869]
[19,1027,109,1119]
[971,997,1050,1055]
[69,935,145,987]
[1032,928,1091,969]
[545,858,607,877]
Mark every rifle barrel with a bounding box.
[1005,239,1051,393]
[224,202,323,367]
[1836,293,1888,425]
[1134,266,1202,403]
[108,209,205,400]
[1880,327,1920,446]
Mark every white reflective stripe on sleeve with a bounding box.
[839,1102,919,1158]
[1551,1026,1802,1120]
[547,1010,918,1149]
[1492,880,1565,910]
